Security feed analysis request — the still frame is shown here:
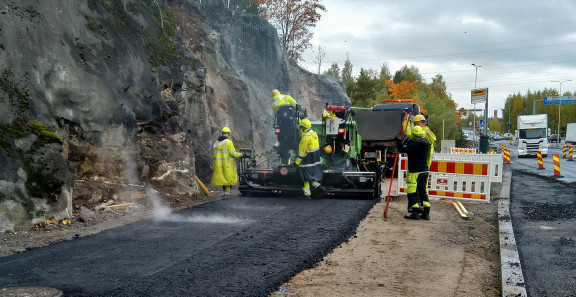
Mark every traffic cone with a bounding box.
[537,151,544,170]
[553,154,563,178]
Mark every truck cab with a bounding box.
[516,114,549,157]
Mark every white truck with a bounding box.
[516,114,549,157]
[566,123,576,145]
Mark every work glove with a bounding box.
[294,159,301,166]
[238,153,243,158]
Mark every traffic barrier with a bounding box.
[509,138,513,145]
[503,149,511,164]
[563,143,567,158]
[489,149,494,154]
[536,151,544,169]
[397,156,491,202]
[553,154,563,177]
[569,146,574,161]
[432,153,502,183]
[450,147,477,154]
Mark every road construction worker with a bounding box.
[404,114,436,166]
[211,127,242,196]
[322,108,338,119]
[294,119,324,198]
[271,89,297,114]
[397,126,431,220]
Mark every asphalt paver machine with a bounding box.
[238,100,421,199]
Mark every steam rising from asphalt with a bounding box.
[147,188,248,224]
[121,151,247,224]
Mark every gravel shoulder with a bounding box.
[270,177,504,297]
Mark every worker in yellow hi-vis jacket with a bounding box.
[403,114,436,166]
[211,127,242,196]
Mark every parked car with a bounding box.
[492,132,502,141]
[549,134,561,142]
[503,132,513,140]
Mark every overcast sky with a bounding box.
[301,0,576,117]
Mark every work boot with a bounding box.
[420,207,430,220]
[404,211,421,220]
[311,181,326,192]
[302,187,311,199]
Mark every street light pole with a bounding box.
[551,79,572,147]
[471,64,482,149]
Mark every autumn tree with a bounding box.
[254,0,326,62]
[385,80,417,100]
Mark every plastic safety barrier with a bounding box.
[397,155,492,202]
[432,153,503,183]
[450,147,477,154]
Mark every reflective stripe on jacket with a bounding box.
[296,129,323,182]
[272,94,297,113]
[211,138,241,186]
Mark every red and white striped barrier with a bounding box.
[450,147,477,154]
[432,153,503,183]
[397,156,491,202]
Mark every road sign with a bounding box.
[471,88,488,104]
[544,96,576,105]
[479,119,484,128]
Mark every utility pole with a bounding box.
[471,64,482,149]
[472,63,488,152]
[551,79,572,147]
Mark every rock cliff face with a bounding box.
[0,0,350,232]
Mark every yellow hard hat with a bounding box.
[324,145,333,154]
[411,126,425,138]
[299,119,311,129]
[271,89,280,97]
[222,127,231,134]
[413,114,426,123]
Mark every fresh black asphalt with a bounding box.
[510,170,576,297]
[0,196,376,297]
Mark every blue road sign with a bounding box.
[544,96,576,105]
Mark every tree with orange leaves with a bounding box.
[385,80,417,100]
[253,0,326,62]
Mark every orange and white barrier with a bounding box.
[503,149,511,163]
[450,147,477,154]
[432,153,502,183]
[553,153,562,177]
[537,151,544,169]
[397,156,491,202]
[563,143,567,158]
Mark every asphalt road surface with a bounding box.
[500,140,576,185]
[0,197,376,296]
[510,170,576,297]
